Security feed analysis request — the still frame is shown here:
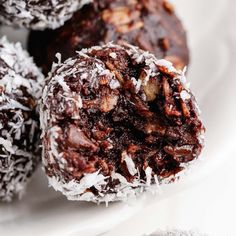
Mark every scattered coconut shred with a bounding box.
[0,36,44,201]
[41,42,204,204]
[0,0,92,30]
[149,229,209,236]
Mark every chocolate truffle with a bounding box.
[0,0,92,30]
[28,0,189,74]
[0,37,44,202]
[41,43,204,203]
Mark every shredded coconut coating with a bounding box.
[0,36,44,201]
[41,42,204,204]
[150,229,209,236]
[0,0,92,30]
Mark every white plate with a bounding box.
[0,0,236,235]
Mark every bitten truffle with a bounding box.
[41,43,204,203]
[28,0,189,74]
[0,0,92,30]
[0,37,44,202]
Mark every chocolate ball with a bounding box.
[0,0,92,30]
[0,37,44,201]
[41,43,204,203]
[28,0,189,74]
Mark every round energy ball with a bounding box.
[0,37,44,202]
[0,0,92,30]
[28,0,189,74]
[41,43,204,203]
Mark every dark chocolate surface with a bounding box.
[28,0,189,74]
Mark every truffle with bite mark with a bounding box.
[41,43,204,203]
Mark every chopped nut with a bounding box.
[181,100,191,118]
[163,76,170,98]
[99,76,109,85]
[160,167,184,178]
[133,95,153,117]
[158,66,176,78]
[164,145,193,156]
[117,21,144,34]
[163,77,182,116]
[128,0,138,4]
[67,125,98,152]
[142,0,159,13]
[144,122,166,135]
[139,71,160,101]
[102,7,132,25]
[102,7,143,34]
[68,151,87,170]
[164,56,185,70]
[84,165,97,174]
[159,38,170,51]
[163,1,175,14]
[28,97,37,109]
[143,79,160,101]
[97,159,110,175]
[100,93,119,112]
[165,105,182,117]
[164,145,194,162]
[100,140,113,150]
[105,62,124,83]
[92,130,107,140]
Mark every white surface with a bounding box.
[1,0,236,235]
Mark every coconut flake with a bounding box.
[124,154,138,176]
[109,52,117,59]
[180,90,191,101]
[145,167,152,186]
[150,229,209,236]
[109,79,120,89]
[0,0,92,30]
[0,36,43,201]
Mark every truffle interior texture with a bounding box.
[44,44,203,190]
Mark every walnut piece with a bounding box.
[139,71,160,101]
[67,125,98,152]
[102,7,143,34]
[100,94,119,113]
